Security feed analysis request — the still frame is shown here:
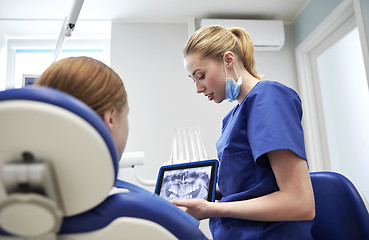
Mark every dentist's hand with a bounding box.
[171,198,214,220]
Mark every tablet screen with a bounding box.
[154,160,218,202]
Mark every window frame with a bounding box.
[5,38,110,89]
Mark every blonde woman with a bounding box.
[172,25,315,240]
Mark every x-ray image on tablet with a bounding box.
[154,160,218,202]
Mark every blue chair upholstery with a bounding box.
[310,171,369,240]
[0,86,208,240]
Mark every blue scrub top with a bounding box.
[209,80,313,240]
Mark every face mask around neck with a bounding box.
[224,58,242,102]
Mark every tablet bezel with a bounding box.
[154,159,219,202]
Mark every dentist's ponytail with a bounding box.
[229,27,263,79]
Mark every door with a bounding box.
[310,16,369,200]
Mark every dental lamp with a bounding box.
[53,0,84,62]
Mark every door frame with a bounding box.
[295,0,369,171]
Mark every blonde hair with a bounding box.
[35,57,127,117]
[184,25,262,79]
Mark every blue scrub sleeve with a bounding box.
[246,82,307,167]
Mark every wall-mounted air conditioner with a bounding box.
[200,19,285,52]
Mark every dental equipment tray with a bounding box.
[154,159,219,202]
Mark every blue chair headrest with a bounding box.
[0,86,119,216]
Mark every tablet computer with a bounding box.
[154,159,219,202]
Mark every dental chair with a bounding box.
[0,86,208,240]
[310,171,369,240]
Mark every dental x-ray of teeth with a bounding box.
[159,166,211,201]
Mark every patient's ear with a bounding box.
[102,108,116,131]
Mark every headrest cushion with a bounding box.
[0,86,119,215]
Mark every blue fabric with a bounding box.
[209,80,313,240]
[59,191,206,240]
[1,184,205,239]
[114,179,201,227]
[56,180,204,239]
[310,172,369,240]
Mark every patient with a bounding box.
[35,56,129,158]
[32,57,205,239]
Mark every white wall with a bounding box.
[256,24,299,91]
[111,22,299,190]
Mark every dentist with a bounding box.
[172,25,315,240]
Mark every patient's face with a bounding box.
[111,103,129,158]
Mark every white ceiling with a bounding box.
[0,0,310,23]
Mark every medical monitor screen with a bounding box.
[22,74,40,86]
[154,160,218,202]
